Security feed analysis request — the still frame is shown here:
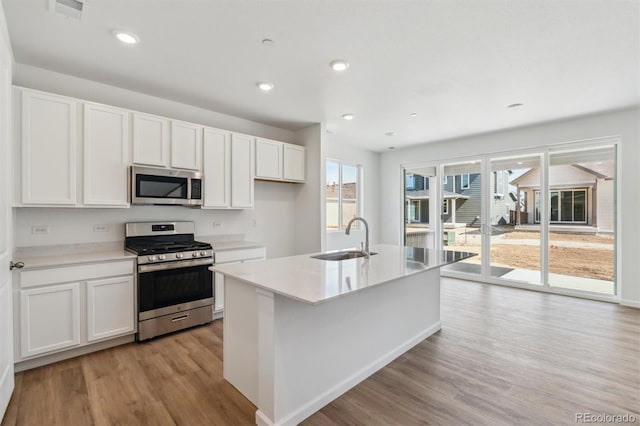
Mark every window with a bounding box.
[442,199,449,214]
[405,173,415,190]
[534,189,587,223]
[461,173,470,189]
[326,160,361,230]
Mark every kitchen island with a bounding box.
[212,245,475,426]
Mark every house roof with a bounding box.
[510,161,614,186]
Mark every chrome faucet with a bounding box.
[345,216,370,258]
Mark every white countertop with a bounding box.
[212,244,475,305]
[202,239,265,252]
[14,242,136,270]
[14,239,264,270]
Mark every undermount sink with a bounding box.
[311,250,378,261]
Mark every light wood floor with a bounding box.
[2,278,639,425]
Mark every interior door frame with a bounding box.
[0,16,14,419]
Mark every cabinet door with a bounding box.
[203,127,231,208]
[20,283,80,358]
[230,133,255,208]
[214,272,225,313]
[21,90,77,205]
[83,103,130,206]
[171,120,202,170]
[255,138,283,180]
[132,113,169,167]
[283,144,305,181]
[86,276,134,342]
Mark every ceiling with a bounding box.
[3,0,639,152]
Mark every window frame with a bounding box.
[461,173,470,189]
[325,158,363,232]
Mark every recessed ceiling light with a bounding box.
[385,131,395,137]
[410,113,417,118]
[113,31,140,45]
[517,161,524,165]
[507,103,524,109]
[257,81,274,92]
[261,38,274,46]
[342,113,354,121]
[330,60,350,72]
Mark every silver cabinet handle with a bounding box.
[9,261,24,270]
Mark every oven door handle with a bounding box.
[138,257,213,273]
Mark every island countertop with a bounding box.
[211,244,475,305]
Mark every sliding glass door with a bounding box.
[547,146,616,295]
[403,138,618,300]
[439,160,483,277]
[488,154,543,285]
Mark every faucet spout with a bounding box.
[345,217,370,258]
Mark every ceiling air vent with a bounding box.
[49,0,86,21]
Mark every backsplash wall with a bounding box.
[14,181,296,259]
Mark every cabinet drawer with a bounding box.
[214,247,266,264]
[20,260,135,288]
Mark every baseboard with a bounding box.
[256,410,273,426]
[274,321,442,426]
[14,334,135,372]
[620,299,640,309]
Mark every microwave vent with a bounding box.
[49,0,86,21]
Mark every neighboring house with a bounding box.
[510,162,614,232]
[405,171,513,227]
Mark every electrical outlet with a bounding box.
[31,226,49,235]
[93,224,109,232]
[213,221,222,228]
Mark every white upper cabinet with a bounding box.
[283,144,305,181]
[171,120,202,170]
[230,133,255,209]
[20,89,77,205]
[203,127,231,208]
[83,103,130,206]
[254,138,305,183]
[255,138,283,180]
[132,113,169,167]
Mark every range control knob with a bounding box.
[176,253,184,259]
[148,256,156,262]
[192,252,199,257]
[158,255,166,260]
[200,251,207,256]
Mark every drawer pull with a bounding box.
[171,314,189,322]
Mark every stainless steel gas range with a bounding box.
[125,221,213,341]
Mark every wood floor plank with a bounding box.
[2,278,638,426]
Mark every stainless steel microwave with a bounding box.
[131,166,203,206]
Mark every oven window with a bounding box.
[138,264,213,312]
[136,174,188,199]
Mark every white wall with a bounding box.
[293,124,324,255]
[11,65,300,259]
[15,181,296,259]
[324,134,380,251]
[379,107,640,306]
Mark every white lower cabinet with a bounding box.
[86,276,134,342]
[20,282,81,358]
[213,246,266,318]
[15,260,135,363]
